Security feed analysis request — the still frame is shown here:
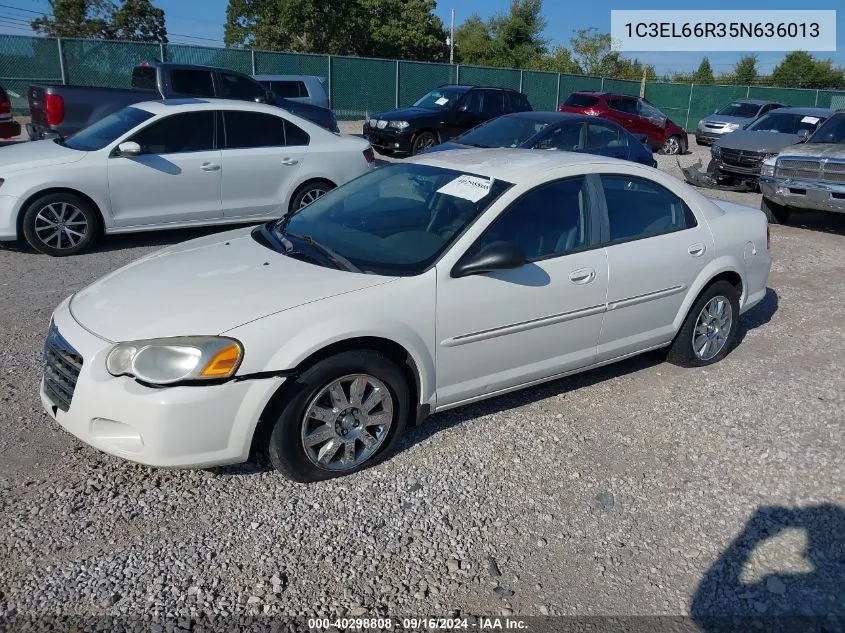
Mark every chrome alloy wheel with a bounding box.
[34,202,89,250]
[692,295,733,361]
[298,187,328,208]
[662,136,681,155]
[301,374,394,471]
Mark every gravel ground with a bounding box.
[1,126,844,630]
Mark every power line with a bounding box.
[0,3,43,15]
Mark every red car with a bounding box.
[0,84,21,139]
[559,91,687,155]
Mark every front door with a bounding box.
[107,111,222,227]
[595,173,714,361]
[435,175,608,407]
[219,110,307,219]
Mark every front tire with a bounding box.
[667,281,740,368]
[22,193,99,256]
[761,197,790,225]
[265,350,410,482]
[411,131,438,155]
[289,179,334,212]
[661,135,683,155]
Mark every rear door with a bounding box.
[219,109,308,218]
[605,96,640,132]
[636,100,669,147]
[448,90,486,138]
[107,111,222,226]
[480,90,506,123]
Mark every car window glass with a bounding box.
[638,101,666,120]
[458,116,550,148]
[808,113,845,144]
[608,98,637,114]
[128,111,215,154]
[586,123,626,150]
[481,91,504,117]
[269,80,308,98]
[65,106,154,152]
[476,176,591,260]
[746,112,827,134]
[224,111,286,148]
[460,91,484,114]
[564,94,599,108]
[219,73,267,101]
[284,119,310,146]
[534,123,585,151]
[717,102,763,118]
[601,175,694,243]
[170,69,215,98]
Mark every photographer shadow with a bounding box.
[692,504,845,633]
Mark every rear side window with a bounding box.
[284,120,310,146]
[128,111,215,155]
[170,69,215,98]
[219,73,267,102]
[269,80,308,98]
[607,98,638,114]
[130,66,158,92]
[224,111,286,148]
[564,94,599,108]
[600,175,696,243]
[482,91,505,117]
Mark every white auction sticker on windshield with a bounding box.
[801,116,820,124]
[434,97,449,106]
[437,175,493,202]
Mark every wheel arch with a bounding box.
[673,261,745,332]
[16,187,106,240]
[287,177,337,212]
[412,128,442,146]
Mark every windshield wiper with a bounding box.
[287,232,362,273]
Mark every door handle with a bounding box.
[281,158,299,166]
[688,243,706,257]
[569,267,596,284]
[200,162,220,171]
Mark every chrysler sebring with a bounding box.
[41,150,771,481]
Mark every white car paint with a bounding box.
[0,99,373,241]
[41,150,771,469]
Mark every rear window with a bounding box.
[267,80,308,98]
[130,66,158,92]
[565,94,599,108]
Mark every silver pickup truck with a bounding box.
[759,110,845,224]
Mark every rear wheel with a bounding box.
[761,197,790,225]
[667,281,740,368]
[22,192,99,256]
[411,131,438,155]
[265,350,410,482]
[289,179,334,212]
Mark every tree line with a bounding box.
[29,0,845,89]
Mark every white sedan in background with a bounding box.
[41,150,771,481]
[0,99,374,255]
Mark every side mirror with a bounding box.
[117,141,142,157]
[795,129,810,142]
[451,241,526,278]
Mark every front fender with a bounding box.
[225,273,438,407]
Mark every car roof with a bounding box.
[253,74,325,82]
[730,98,783,105]
[409,147,640,181]
[768,106,833,116]
[130,98,291,115]
[438,84,522,93]
[572,91,635,98]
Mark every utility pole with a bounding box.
[449,9,455,64]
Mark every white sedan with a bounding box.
[40,150,771,481]
[0,99,374,255]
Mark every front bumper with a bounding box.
[760,177,845,214]
[40,298,286,468]
[711,156,761,179]
[362,125,413,155]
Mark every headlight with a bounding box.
[697,120,705,130]
[724,123,741,131]
[711,145,721,157]
[106,336,243,385]
[760,155,778,177]
[388,121,409,130]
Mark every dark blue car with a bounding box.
[422,111,657,167]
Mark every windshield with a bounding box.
[808,113,845,144]
[456,116,551,148]
[63,107,154,151]
[717,102,762,118]
[413,88,465,110]
[745,112,826,135]
[276,163,512,276]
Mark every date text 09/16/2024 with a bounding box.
[308,617,529,630]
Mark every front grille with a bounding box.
[43,323,83,412]
[822,161,845,184]
[775,158,845,184]
[705,122,726,130]
[721,148,763,169]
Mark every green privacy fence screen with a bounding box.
[2,34,844,126]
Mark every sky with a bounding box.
[0,0,843,74]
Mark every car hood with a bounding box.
[0,139,86,173]
[776,143,845,159]
[372,106,443,122]
[69,227,395,342]
[715,131,800,153]
[702,114,751,126]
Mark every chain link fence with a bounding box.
[2,34,844,125]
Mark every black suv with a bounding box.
[363,84,532,156]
